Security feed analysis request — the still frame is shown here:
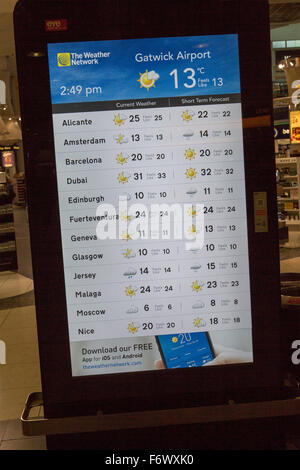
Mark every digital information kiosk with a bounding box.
[14,0,287,450]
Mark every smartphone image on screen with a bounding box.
[156,332,215,369]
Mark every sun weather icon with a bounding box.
[114,134,128,144]
[120,210,131,222]
[116,153,129,165]
[185,168,197,180]
[171,336,178,343]
[125,286,137,298]
[121,231,132,241]
[138,70,160,91]
[128,322,139,335]
[122,248,136,259]
[187,205,197,217]
[113,113,127,126]
[185,148,196,161]
[117,172,130,184]
[191,281,203,293]
[193,317,206,328]
[188,224,197,236]
[181,110,194,122]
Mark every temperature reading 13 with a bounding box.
[170,69,224,89]
[170,68,204,89]
[212,77,224,87]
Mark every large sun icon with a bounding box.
[185,168,197,180]
[185,148,196,160]
[171,336,178,343]
[125,286,137,298]
[116,153,128,165]
[191,281,203,292]
[181,110,194,122]
[138,70,159,91]
[128,322,139,334]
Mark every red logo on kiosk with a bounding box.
[45,19,68,32]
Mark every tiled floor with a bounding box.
[281,256,300,273]
[0,271,33,300]
[0,419,46,450]
[0,301,41,422]
[0,269,42,450]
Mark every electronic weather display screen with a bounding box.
[47,34,254,376]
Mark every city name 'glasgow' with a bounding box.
[64,137,106,146]
[72,252,103,261]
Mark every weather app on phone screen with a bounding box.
[157,332,215,369]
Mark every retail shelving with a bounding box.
[0,182,17,271]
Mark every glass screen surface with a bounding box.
[47,34,253,376]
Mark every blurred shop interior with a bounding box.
[0,0,299,450]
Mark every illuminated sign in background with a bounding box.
[290,110,300,144]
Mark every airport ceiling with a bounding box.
[270,1,300,27]
[0,1,299,59]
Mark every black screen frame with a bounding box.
[14,0,282,419]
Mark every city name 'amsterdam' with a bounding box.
[64,137,106,146]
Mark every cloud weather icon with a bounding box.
[114,134,129,144]
[123,268,137,278]
[126,306,139,314]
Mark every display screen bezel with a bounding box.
[14,0,281,417]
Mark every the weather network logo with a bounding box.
[57,53,71,67]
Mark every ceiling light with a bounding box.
[27,51,45,58]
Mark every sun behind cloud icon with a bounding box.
[191,281,203,292]
[121,231,132,241]
[188,206,197,217]
[138,70,159,91]
[113,113,126,126]
[125,286,137,297]
[122,248,135,258]
[128,322,139,334]
[117,172,130,184]
[116,153,128,165]
[181,110,194,122]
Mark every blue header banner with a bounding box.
[48,34,241,104]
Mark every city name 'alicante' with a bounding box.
[62,119,92,126]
